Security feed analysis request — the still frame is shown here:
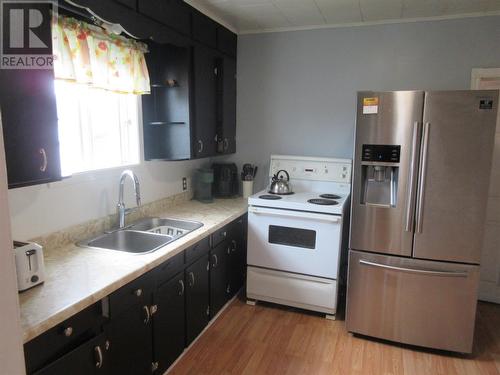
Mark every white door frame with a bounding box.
[0,119,26,373]
[471,68,500,304]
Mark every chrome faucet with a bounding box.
[117,170,141,229]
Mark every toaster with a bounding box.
[14,241,45,292]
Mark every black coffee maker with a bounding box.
[212,163,239,197]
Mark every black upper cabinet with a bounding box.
[192,11,217,48]
[217,26,237,58]
[192,44,218,158]
[138,0,190,36]
[0,68,61,188]
[143,42,192,160]
[153,272,185,374]
[219,57,237,154]
[185,254,210,345]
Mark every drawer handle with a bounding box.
[222,231,227,237]
[134,288,143,297]
[226,284,230,294]
[94,345,103,369]
[63,327,73,337]
[223,138,229,151]
[198,139,203,153]
[231,240,237,252]
[188,272,195,287]
[359,260,468,277]
[212,254,218,268]
[143,305,151,324]
[39,148,47,172]
[178,279,185,296]
[227,246,231,255]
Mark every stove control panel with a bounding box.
[270,155,352,183]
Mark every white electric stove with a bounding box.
[246,155,352,318]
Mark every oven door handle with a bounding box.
[249,206,341,223]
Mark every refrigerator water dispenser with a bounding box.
[360,145,400,207]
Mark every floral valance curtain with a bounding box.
[52,15,150,94]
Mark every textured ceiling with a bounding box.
[185,0,500,34]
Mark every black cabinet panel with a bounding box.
[33,333,110,375]
[138,0,190,35]
[192,44,218,158]
[210,241,230,318]
[114,0,136,10]
[192,11,217,48]
[153,272,185,374]
[220,57,237,154]
[155,251,185,286]
[217,26,237,58]
[143,43,192,160]
[185,254,210,345]
[24,303,104,374]
[108,303,153,375]
[228,217,247,296]
[0,68,61,188]
[185,236,210,264]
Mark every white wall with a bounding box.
[230,15,500,191]
[8,158,206,240]
[0,125,26,375]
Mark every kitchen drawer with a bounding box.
[211,223,235,248]
[24,303,104,374]
[185,237,210,265]
[109,271,155,318]
[32,332,109,375]
[155,251,185,286]
[346,250,480,353]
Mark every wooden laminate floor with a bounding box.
[169,296,500,375]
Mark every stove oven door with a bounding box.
[247,206,343,279]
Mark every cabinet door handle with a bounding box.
[143,305,151,324]
[223,138,229,151]
[94,345,103,369]
[178,279,185,296]
[39,148,47,172]
[231,240,237,252]
[212,254,218,268]
[134,288,143,297]
[197,140,203,153]
[188,272,195,287]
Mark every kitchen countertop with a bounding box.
[19,198,248,344]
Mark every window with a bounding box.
[51,15,150,176]
[55,81,140,176]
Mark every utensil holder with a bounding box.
[242,180,254,198]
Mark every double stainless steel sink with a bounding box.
[78,218,204,254]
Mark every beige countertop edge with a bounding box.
[20,199,248,343]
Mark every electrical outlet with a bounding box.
[182,177,187,191]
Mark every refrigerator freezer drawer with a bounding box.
[247,266,338,315]
[346,250,480,353]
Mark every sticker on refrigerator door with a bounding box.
[363,97,379,114]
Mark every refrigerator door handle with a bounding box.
[416,122,430,233]
[359,259,468,277]
[405,121,421,232]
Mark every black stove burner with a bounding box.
[319,194,341,200]
[259,194,282,200]
[308,198,339,206]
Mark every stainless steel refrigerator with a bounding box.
[346,90,498,353]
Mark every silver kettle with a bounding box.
[268,170,293,195]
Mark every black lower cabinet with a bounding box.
[209,241,230,318]
[24,216,247,374]
[33,333,110,375]
[185,254,210,345]
[153,272,185,374]
[108,303,154,375]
